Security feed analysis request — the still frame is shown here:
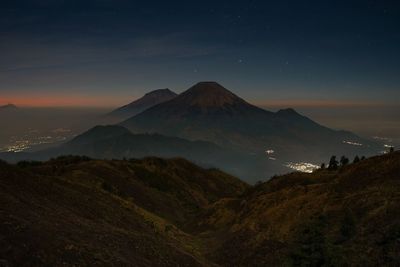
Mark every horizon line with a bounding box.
[2,100,397,109]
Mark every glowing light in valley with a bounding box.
[268,157,276,160]
[4,140,30,152]
[265,149,274,155]
[0,128,73,153]
[343,141,363,146]
[285,162,320,173]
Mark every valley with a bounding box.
[1,151,399,266]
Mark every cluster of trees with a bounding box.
[320,155,366,170]
[321,146,396,171]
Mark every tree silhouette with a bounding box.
[389,146,394,153]
[328,156,338,170]
[320,163,326,169]
[340,156,349,167]
[353,155,360,163]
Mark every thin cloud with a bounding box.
[0,32,222,73]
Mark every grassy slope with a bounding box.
[0,156,247,266]
[1,152,399,266]
[198,152,400,266]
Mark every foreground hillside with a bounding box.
[0,152,399,266]
[198,151,400,266]
[0,156,247,266]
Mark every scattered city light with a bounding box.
[265,149,274,155]
[0,128,73,153]
[343,141,363,146]
[284,162,320,173]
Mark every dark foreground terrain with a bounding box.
[0,152,399,266]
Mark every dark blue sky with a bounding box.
[0,0,399,107]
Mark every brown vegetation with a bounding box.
[0,152,399,266]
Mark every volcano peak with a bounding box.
[178,81,246,107]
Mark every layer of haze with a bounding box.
[1,104,399,152]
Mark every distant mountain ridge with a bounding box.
[61,125,228,162]
[107,88,177,120]
[121,82,380,164]
[0,104,17,111]
[0,125,271,181]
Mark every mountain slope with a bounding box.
[108,89,177,121]
[195,151,400,266]
[0,125,274,182]
[121,82,275,141]
[0,152,399,266]
[0,156,247,266]
[121,82,380,165]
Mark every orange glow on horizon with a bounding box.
[0,94,389,109]
[0,94,133,108]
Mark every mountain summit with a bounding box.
[107,88,177,120]
[121,81,269,121]
[176,82,247,108]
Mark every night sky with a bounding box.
[0,0,399,107]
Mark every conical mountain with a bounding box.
[120,82,301,144]
[108,88,177,120]
[173,81,249,107]
[120,82,379,164]
[121,82,273,130]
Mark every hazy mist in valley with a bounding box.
[267,105,400,146]
[1,104,398,154]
